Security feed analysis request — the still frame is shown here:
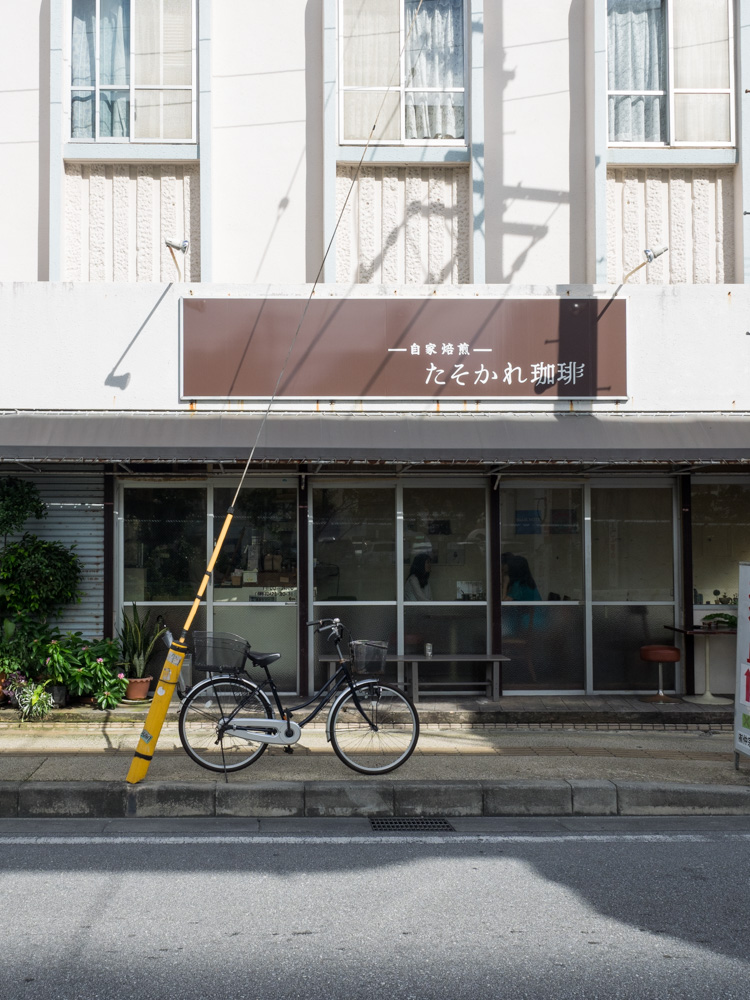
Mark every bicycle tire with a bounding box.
[178,675,272,773]
[329,681,419,775]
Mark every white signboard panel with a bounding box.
[734,562,750,761]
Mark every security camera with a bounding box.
[165,239,189,254]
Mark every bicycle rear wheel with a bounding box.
[179,675,272,773]
[329,681,419,775]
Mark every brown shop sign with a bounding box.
[181,297,626,400]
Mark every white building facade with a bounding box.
[2,0,749,698]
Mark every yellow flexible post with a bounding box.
[126,509,235,784]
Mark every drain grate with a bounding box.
[370,817,455,832]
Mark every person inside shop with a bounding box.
[404,553,433,601]
[501,552,541,601]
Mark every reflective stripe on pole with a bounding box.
[126,509,235,784]
[125,640,187,783]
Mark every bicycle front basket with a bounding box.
[192,632,249,673]
[350,639,388,676]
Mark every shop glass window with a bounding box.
[499,487,584,691]
[691,484,750,606]
[591,488,674,601]
[607,0,734,145]
[71,0,195,141]
[402,487,485,602]
[313,488,396,602]
[213,488,298,603]
[340,0,465,143]
[123,487,206,601]
[500,488,584,602]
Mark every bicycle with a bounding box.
[177,617,420,776]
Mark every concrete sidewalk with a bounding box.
[2,702,749,818]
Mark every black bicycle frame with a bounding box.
[212,645,379,737]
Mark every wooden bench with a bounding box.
[320,653,508,702]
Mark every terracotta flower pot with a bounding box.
[125,676,151,700]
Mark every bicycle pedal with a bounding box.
[283,745,294,754]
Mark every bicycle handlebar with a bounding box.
[306,617,345,642]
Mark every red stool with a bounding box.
[639,644,680,703]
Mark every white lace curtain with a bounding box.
[342,0,464,141]
[607,0,665,142]
[404,0,464,139]
[71,0,130,138]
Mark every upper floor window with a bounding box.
[340,0,465,144]
[607,0,734,146]
[71,0,195,141]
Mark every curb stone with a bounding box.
[1,779,749,819]
[615,781,750,815]
[567,779,618,816]
[394,781,483,817]
[483,780,573,816]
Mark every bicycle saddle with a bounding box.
[246,651,282,668]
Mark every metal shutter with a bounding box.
[3,472,105,637]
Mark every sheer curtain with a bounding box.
[672,0,731,142]
[607,0,665,143]
[99,0,130,137]
[71,0,130,138]
[405,0,464,139]
[71,0,96,137]
[341,0,401,140]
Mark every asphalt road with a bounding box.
[1,817,748,1000]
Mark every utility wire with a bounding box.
[230,0,426,507]
[127,0,427,784]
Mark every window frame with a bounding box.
[68,0,197,145]
[606,0,736,149]
[338,0,469,147]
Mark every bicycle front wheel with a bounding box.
[179,675,272,773]
[329,681,419,775]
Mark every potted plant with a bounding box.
[41,632,83,707]
[6,673,55,721]
[118,603,167,700]
[702,612,737,629]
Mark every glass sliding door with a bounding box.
[122,482,300,692]
[122,486,208,677]
[402,485,488,693]
[500,486,585,690]
[311,486,397,689]
[591,486,676,691]
[213,486,298,691]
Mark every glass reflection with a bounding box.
[403,487,486,602]
[500,488,583,601]
[691,484,750,605]
[591,488,674,601]
[313,489,396,602]
[123,488,206,601]
[213,488,297,604]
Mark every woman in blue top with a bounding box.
[501,552,541,602]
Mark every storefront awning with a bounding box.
[0,411,748,466]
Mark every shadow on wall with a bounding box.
[484,1,582,283]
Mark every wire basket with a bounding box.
[192,632,249,673]
[350,639,388,676]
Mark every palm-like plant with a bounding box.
[118,603,167,679]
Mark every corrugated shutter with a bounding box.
[3,473,105,637]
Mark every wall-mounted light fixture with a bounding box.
[623,246,668,284]
[165,238,189,281]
